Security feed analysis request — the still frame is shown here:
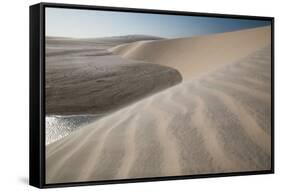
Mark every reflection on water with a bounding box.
[46,115,101,145]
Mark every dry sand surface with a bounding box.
[46,26,272,183]
[111,26,271,80]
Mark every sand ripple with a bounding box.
[46,46,271,183]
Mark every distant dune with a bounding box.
[46,35,163,50]
[46,26,271,183]
[111,26,270,79]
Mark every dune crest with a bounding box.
[110,26,271,80]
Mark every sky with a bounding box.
[46,7,271,39]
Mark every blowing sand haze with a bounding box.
[44,6,273,185]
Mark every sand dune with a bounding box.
[110,26,270,79]
[46,35,163,50]
[46,37,271,184]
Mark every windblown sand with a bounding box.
[46,27,271,183]
[111,26,270,80]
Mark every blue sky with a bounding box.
[46,7,270,39]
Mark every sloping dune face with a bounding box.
[46,24,271,183]
[110,26,271,80]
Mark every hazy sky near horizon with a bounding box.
[46,7,270,38]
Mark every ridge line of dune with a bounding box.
[46,122,107,180]
[80,128,113,180]
[152,104,182,175]
[79,114,132,180]
[235,60,269,73]
[192,95,238,170]
[110,26,269,51]
[209,77,270,102]
[213,71,270,90]
[228,62,270,78]
[199,80,271,154]
[110,26,270,80]
[115,114,139,178]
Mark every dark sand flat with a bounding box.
[46,37,182,115]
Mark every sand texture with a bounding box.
[46,27,271,183]
[111,26,270,80]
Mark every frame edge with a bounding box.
[29,3,44,188]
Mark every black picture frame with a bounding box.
[30,2,275,189]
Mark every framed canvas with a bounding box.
[29,2,274,188]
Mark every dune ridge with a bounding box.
[110,26,271,80]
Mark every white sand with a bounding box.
[111,26,270,79]
[46,26,271,183]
